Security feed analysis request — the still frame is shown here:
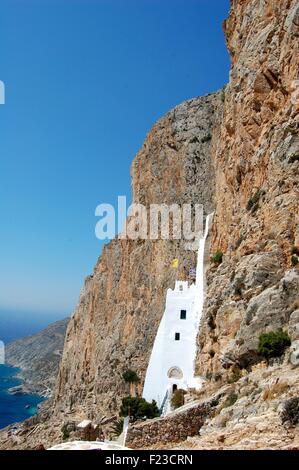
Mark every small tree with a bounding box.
[291,255,298,266]
[223,393,238,408]
[212,251,223,264]
[119,396,159,422]
[122,369,140,384]
[110,418,124,437]
[61,424,70,441]
[258,329,291,360]
[281,397,299,425]
[122,369,140,397]
[228,366,242,384]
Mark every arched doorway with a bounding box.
[167,367,183,380]
[172,384,178,392]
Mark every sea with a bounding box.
[0,364,45,429]
[0,310,65,430]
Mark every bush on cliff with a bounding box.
[258,329,291,360]
[120,396,159,422]
[201,133,212,143]
[211,250,223,264]
[281,397,299,426]
[122,369,140,384]
[223,392,238,408]
[246,189,265,212]
[228,366,242,384]
[61,423,71,440]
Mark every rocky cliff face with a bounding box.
[189,0,299,449]
[1,0,298,450]
[6,319,69,397]
[54,93,222,420]
[196,0,299,379]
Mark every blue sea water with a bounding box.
[0,364,45,429]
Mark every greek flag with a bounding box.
[189,268,196,278]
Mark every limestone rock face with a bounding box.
[53,94,222,420]
[1,0,298,451]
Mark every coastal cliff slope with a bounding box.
[6,319,69,397]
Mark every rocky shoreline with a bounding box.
[5,318,69,400]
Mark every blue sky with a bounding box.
[0,0,230,331]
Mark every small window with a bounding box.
[180,310,186,320]
[179,284,183,291]
[175,332,180,341]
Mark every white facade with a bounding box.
[142,214,213,411]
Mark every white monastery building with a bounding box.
[142,214,213,413]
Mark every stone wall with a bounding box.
[126,401,213,448]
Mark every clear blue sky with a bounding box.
[0,0,230,332]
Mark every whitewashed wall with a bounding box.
[142,215,213,409]
[143,281,199,407]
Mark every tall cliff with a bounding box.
[190,0,299,449]
[197,0,299,377]
[54,93,223,420]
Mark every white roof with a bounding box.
[77,419,92,429]
[48,440,130,451]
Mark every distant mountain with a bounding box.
[5,318,69,397]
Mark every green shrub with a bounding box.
[171,389,186,409]
[291,255,298,266]
[220,88,225,103]
[258,329,291,360]
[292,247,299,256]
[201,133,212,144]
[234,278,244,297]
[61,424,70,441]
[209,349,215,358]
[207,315,216,330]
[119,396,159,422]
[288,153,299,164]
[223,393,238,408]
[122,369,140,384]
[281,397,299,425]
[212,250,223,264]
[228,366,242,384]
[110,418,124,437]
[246,189,265,212]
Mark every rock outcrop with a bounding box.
[6,319,69,397]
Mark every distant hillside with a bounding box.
[6,318,69,397]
